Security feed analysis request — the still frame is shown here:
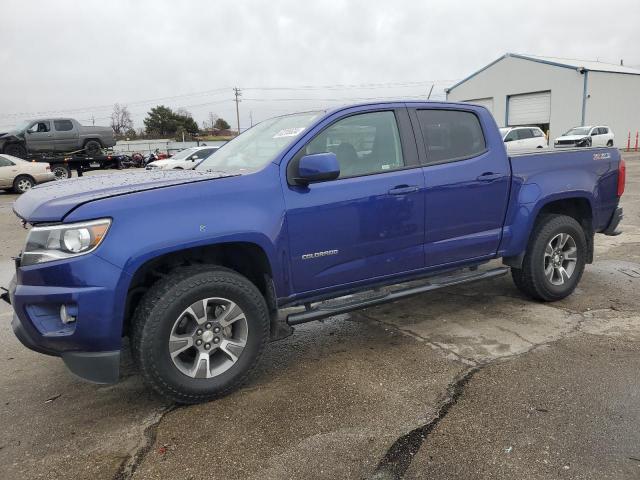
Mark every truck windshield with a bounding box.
[564,127,590,136]
[196,111,322,172]
[9,121,30,133]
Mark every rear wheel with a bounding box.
[4,143,27,158]
[511,214,587,301]
[84,140,102,155]
[52,165,71,180]
[13,175,34,194]
[607,140,614,147]
[132,266,270,404]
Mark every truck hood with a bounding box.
[14,169,234,223]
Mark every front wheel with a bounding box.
[13,175,34,193]
[132,266,270,404]
[4,143,27,158]
[511,214,587,301]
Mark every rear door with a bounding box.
[283,108,425,293]
[411,106,510,267]
[53,119,78,152]
[517,128,537,149]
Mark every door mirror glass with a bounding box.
[295,153,340,185]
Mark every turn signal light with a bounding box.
[618,159,626,197]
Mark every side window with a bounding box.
[54,120,74,131]
[600,127,608,134]
[591,128,599,136]
[300,111,404,178]
[504,130,517,142]
[0,156,14,167]
[27,121,50,133]
[532,128,544,137]
[517,129,534,140]
[416,109,486,165]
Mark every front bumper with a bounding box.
[7,252,128,384]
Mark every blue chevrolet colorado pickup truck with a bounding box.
[6,101,625,403]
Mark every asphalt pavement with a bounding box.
[0,156,639,479]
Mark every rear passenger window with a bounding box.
[532,128,544,137]
[301,111,405,178]
[517,129,534,140]
[416,110,486,165]
[54,120,73,131]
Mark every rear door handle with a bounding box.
[476,172,503,181]
[388,185,419,195]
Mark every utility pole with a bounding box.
[91,115,95,126]
[233,87,242,134]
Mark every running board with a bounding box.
[286,267,509,326]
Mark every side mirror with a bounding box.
[295,153,340,185]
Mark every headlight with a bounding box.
[21,218,111,266]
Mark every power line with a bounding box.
[0,79,458,120]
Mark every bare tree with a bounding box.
[110,103,134,135]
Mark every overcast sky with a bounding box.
[1,0,639,132]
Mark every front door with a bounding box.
[412,107,510,267]
[283,109,425,294]
[25,120,54,152]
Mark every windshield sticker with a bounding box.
[273,127,305,138]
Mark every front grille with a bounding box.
[557,140,576,145]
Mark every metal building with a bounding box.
[446,53,640,144]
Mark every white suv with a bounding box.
[146,146,220,170]
[554,126,614,148]
[500,126,547,152]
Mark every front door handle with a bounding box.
[476,172,503,182]
[388,185,419,195]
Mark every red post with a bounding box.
[627,131,631,152]
[636,131,639,152]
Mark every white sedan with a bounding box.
[146,146,220,170]
[500,126,548,152]
[554,126,614,148]
[0,154,55,193]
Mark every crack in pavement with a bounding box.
[112,404,178,480]
[362,297,597,479]
[357,311,478,366]
[370,366,481,480]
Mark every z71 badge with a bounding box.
[302,249,339,260]
[593,152,611,160]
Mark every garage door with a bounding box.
[463,97,494,115]
[508,91,550,125]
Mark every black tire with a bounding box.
[12,175,34,194]
[607,140,614,147]
[52,165,71,180]
[132,266,270,404]
[84,140,102,155]
[173,167,184,170]
[4,143,27,158]
[511,214,587,301]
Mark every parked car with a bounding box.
[0,154,55,193]
[145,146,220,170]
[0,118,116,158]
[6,101,624,404]
[554,125,614,148]
[499,126,547,152]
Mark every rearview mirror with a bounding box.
[295,153,340,185]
